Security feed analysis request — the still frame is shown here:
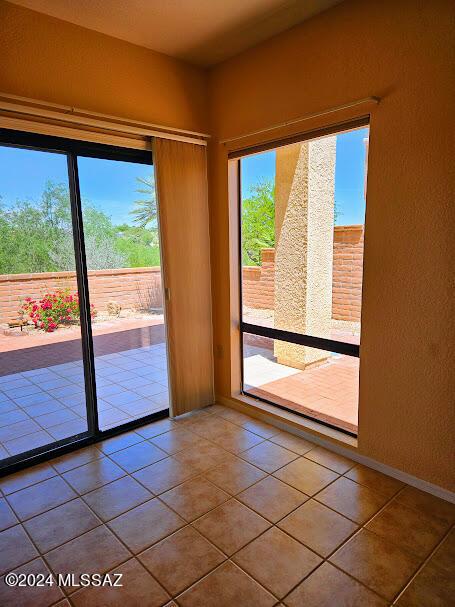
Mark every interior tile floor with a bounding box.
[0,404,453,606]
[0,343,169,458]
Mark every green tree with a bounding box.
[129,175,157,229]
[241,179,275,266]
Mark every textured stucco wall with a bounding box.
[209,0,455,491]
[274,139,335,368]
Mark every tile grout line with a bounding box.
[390,520,455,605]
[1,406,452,605]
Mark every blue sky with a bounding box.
[241,127,368,225]
[0,126,367,226]
[0,147,153,225]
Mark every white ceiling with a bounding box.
[9,0,343,66]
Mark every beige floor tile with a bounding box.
[270,431,314,455]
[174,441,234,473]
[192,499,270,555]
[0,524,38,575]
[51,445,103,474]
[278,499,358,557]
[430,527,455,575]
[24,498,101,553]
[214,428,264,454]
[397,560,455,606]
[241,441,298,473]
[366,499,449,558]
[216,408,255,426]
[45,526,131,591]
[108,441,167,473]
[204,458,266,495]
[273,457,338,495]
[140,526,225,595]
[150,428,207,454]
[237,475,308,523]
[6,476,77,521]
[304,446,355,474]
[242,419,280,438]
[71,558,170,607]
[160,476,229,521]
[135,418,175,438]
[233,526,321,598]
[315,476,389,523]
[284,562,387,607]
[83,476,151,521]
[108,498,185,553]
[0,462,56,495]
[98,430,144,455]
[345,464,405,498]
[133,456,197,494]
[330,528,421,600]
[189,417,239,441]
[62,457,125,494]
[394,486,455,525]
[177,561,276,607]
[0,498,18,531]
[0,557,64,607]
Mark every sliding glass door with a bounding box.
[77,156,169,430]
[0,129,169,471]
[0,144,89,460]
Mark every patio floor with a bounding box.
[0,318,169,460]
[244,345,359,434]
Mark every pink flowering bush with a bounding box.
[19,289,96,332]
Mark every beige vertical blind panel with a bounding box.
[154,138,214,416]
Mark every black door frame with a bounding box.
[235,119,368,438]
[0,129,169,477]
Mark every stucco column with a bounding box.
[274,137,336,368]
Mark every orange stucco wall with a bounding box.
[0,1,208,132]
[208,0,455,491]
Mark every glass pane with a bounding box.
[77,156,168,430]
[0,145,88,461]
[241,126,369,347]
[243,333,359,434]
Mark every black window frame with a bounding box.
[235,118,369,438]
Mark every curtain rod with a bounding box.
[219,97,380,145]
[0,93,210,146]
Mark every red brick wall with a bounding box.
[332,225,364,322]
[0,267,163,323]
[242,226,364,322]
